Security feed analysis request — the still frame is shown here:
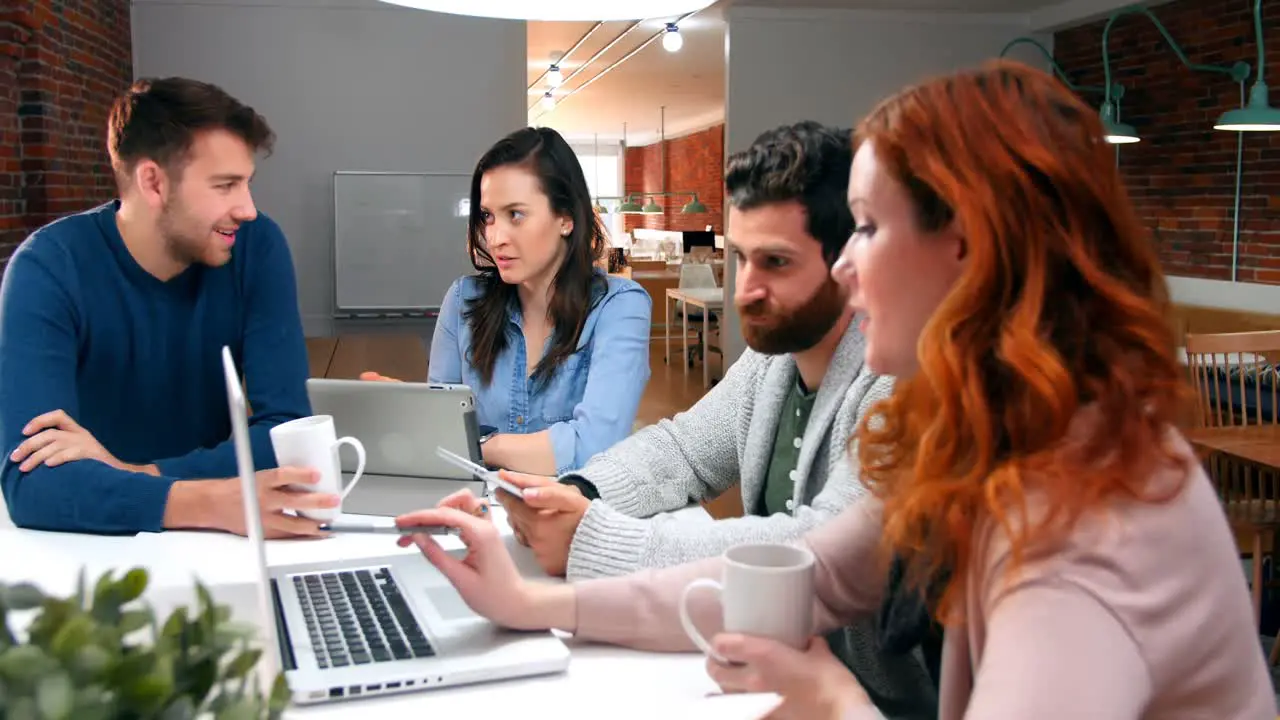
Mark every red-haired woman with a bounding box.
[393,60,1275,719]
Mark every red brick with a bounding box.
[0,0,129,266]
[623,124,725,235]
[1054,0,1280,284]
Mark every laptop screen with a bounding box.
[220,346,286,691]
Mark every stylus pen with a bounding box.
[320,522,459,536]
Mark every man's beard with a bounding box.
[738,276,847,355]
[157,197,207,266]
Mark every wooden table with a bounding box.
[664,287,725,390]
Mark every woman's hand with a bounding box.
[706,635,874,720]
[359,371,402,382]
[393,505,574,632]
[437,488,493,521]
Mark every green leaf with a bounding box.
[267,672,291,715]
[70,685,116,720]
[3,582,47,611]
[49,614,94,662]
[0,644,55,684]
[222,648,262,680]
[179,656,218,706]
[34,671,73,720]
[118,610,151,636]
[69,645,112,682]
[122,672,173,715]
[8,695,39,720]
[116,569,148,604]
[161,607,188,640]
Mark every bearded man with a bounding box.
[0,77,328,538]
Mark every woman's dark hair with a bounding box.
[464,126,607,386]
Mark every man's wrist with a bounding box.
[122,461,161,476]
[162,479,227,530]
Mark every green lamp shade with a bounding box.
[641,199,662,213]
[1215,85,1280,131]
[1099,101,1139,144]
[681,197,708,213]
[618,197,644,213]
[1104,120,1140,144]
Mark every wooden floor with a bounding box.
[306,335,742,519]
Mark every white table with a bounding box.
[665,287,726,390]
[0,506,778,719]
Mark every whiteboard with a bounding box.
[332,171,473,314]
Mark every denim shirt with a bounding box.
[428,271,652,474]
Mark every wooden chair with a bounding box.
[1185,330,1280,659]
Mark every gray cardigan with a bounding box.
[565,322,888,580]
[563,323,938,718]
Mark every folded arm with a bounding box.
[0,248,177,533]
[152,220,311,479]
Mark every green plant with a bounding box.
[0,568,290,719]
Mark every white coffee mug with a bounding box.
[678,543,815,664]
[269,415,366,522]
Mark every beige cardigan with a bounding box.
[572,432,1276,719]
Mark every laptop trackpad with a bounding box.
[428,586,476,622]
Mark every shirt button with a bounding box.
[792,437,802,449]
[785,499,795,511]
[516,415,524,424]
[788,469,799,482]
[795,408,802,417]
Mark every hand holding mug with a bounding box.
[679,543,815,664]
[269,415,367,522]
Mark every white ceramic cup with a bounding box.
[678,543,815,664]
[268,415,366,522]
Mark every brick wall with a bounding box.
[623,123,724,234]
[1054,0,1280,283]
[0,1,132,264]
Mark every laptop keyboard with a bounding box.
[294,567,435,668]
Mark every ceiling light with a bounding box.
[547,64,563,88]
[376,0,715,21]
[1215,0,1280,132]
[662,24,683,52]
[540,92,555,112]
[1099,101,1139,144]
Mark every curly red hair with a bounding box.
[854,60,1190,620]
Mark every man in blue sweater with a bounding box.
[0,77,338,536]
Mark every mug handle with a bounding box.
[679,578,730,665]
[332,437,366,500]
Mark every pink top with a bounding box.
[573,430,1276,719]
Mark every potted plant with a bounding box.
[0,567,290,719]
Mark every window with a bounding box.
[573,147,625,246]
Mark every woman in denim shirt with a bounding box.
[420,127,651,476]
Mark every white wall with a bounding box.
[132,0,527,336]
[719,6,1051,366]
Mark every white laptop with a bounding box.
[221,347,570,705]
[306,378,487,517]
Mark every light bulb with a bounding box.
[547,65,563,88]
[540,92,555,112]
[662,26,682,52]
